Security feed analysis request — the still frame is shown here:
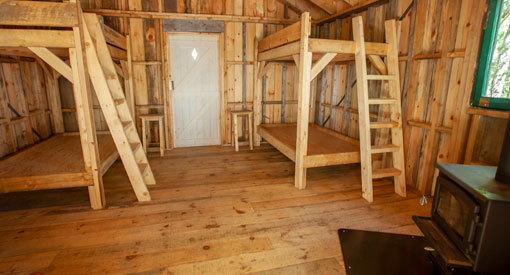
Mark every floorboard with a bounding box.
[0,144,431,274]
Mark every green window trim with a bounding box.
[472,0,510,110]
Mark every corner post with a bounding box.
[295,12,312,189]
[253,38,262,146]
[385,19,406,197]
[70,1,105,209]
[352,16,373,202]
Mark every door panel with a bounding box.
[169,35,220,147]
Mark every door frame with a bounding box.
[163,32,224,149]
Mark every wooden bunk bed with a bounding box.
[0,134,117,192]
[0,0,154,209]
[254,12,406,202]
[259,124,360,168]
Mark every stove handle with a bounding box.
[467,211,481,253]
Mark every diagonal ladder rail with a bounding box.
[353,17,406,203]
[82,13,155,202]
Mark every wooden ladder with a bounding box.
[352,17,406,202]
[81,13,155,202]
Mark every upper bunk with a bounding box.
[0,0,128,61]
[256,13,389,65]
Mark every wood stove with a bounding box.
[415,163,510,274]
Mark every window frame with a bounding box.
[472,0,510,110]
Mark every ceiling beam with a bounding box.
[340,0,356,6]
[83,8,297,25]
[307,0,337,15]
[314,0,389,25]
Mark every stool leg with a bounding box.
[248,113,253,150]
[142,118,148,153]
[159,118,164,157]
[231,113,234,147]
[234,114,239,152]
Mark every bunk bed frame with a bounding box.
[254,12,405,201]
[0,0,139,209]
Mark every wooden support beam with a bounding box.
[292,54,299,67]
[103,24,127,50]
[352,16,373,202]
[107,44,127,60]
[69,3,105,210]
[414,50,465,60]
[0,47,69,59]
[368,55,387,75]
[254,36,263,146]
[0,0,78,27]
[28,47,73,83]
[257,62,271,79]
[0,30,74,48]
[114,63,125,78]
[407,120,453,133]
[310,53,337,80]
[385,19,406,197]
[308,38,388,56]
[466,107,510,119]
[295,12,312,190]
[276,0,329,19]
[258,41,300,61]
[258,20,301,52]
[307,0,337,15]
[126,34,135,117]
[83,8,297,25]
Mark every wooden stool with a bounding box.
[231,110,253,152]
[140,114,165,157]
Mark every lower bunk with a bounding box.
[258,123,360,168]
[0,134,118,192]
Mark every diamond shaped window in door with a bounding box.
[191,48,198,60]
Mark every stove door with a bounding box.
[432,175,481,259]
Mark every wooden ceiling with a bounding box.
[277,0,355,20]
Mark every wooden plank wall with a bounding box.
[0,61,54,158]
[59,77,109,133]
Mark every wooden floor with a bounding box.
[0,144,430,274]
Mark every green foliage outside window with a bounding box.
[472,0,510,110]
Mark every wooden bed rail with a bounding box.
[0,0,78,27]
[0,1,127,61]
[257,19,307,53]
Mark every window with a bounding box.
[472,0,510,110]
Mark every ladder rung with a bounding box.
[372,168,402,179]
[366,74,396,80]
[371,144,400,154]
[370,121,399,129]
[131,142,141,152]
[122,120,132,131]
[114,98,125,105]
[368,98,397,105]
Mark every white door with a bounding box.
[169,35,220,147]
